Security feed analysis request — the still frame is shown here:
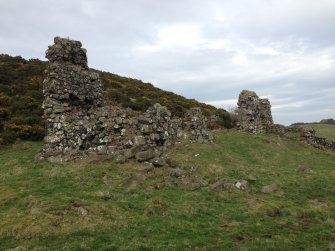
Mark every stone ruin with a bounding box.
[300,128,335,151]
[269,124,335,151]
[236,90,273,133]
[38,37,213,162]
[236,90,335,151]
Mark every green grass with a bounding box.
[0,130,334,250]
[300,123,335,141]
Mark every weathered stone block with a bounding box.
[135,150,155,162]
[133,136,146,146]
[151,157,166,167]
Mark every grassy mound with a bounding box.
[0,130,334,250]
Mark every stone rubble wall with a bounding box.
[291,127,335,151]
[236,90,334,151]
[39,37,213,162]
[236,90,273,133]
[183,108,214,143]
[268,124,335,151]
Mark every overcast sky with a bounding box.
[1,0,334,125]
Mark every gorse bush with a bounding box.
[0,55,45,144]
[0,108,10,119]
[7,123,44,140]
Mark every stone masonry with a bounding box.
[38,37,213,162]
[236,90,273,133]
[183,107,214,143]
[236,90,335,151]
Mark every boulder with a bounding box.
[135,150,155,162]
[168,168,185,178]
[166,157,178,168]
[235,180,252,193]
[210,179,231,190]
[151,157,166,167]
[261,183,278,194]
[115,154,126,164]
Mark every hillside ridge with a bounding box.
[0,54,234,144]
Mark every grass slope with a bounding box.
[299,124,335,141]
[0,130,334,250]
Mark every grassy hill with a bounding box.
[0,130,334,250]
[298,123,335,141]
[0,54,234,145]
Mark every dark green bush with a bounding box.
[0,108,10,119]
[0,130,17,144]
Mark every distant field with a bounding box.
[299,123,335,141]
[0,131,334,250]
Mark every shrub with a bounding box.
[0,130,17,144]
[6,123,44,141]
[0,93,11,106]
[0,108,10,119]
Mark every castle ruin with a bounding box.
[38,37,213,162]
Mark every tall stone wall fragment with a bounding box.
[236,90,273,133]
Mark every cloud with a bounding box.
[141,24,205,51]
[0,0,334,125]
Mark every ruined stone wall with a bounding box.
[236,90,273,133]
[302,132,335,151]
[183,108,214,143]
[39,37,213,162]
[236,90,334,151]
[269,125,335,151]
[299,125,335,150]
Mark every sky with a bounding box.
[0,0,334,125]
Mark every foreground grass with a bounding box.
[299,123,335,141]
[0,130,334,250]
